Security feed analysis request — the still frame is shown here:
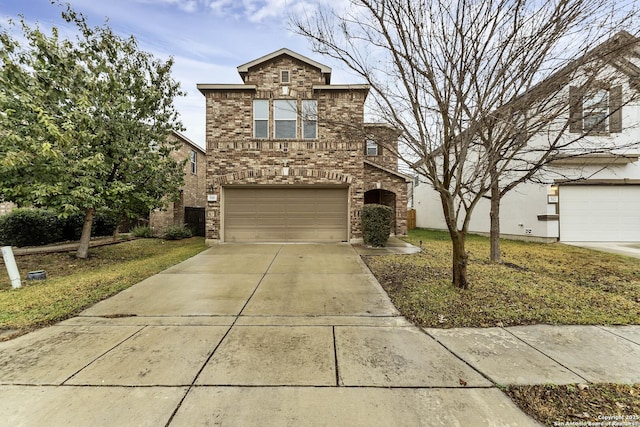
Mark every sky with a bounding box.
[0,0,354,148]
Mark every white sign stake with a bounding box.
[1,246,21,289]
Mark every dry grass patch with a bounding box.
[0,238,207,336]
[505,384,640,426]
[364,229,640,328]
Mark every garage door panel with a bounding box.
[560,186,640,242]
[224,187,348,243]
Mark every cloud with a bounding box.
[205,0,336,23]
[245,0,288,23]
[132,0,202,13]
[208,0,236,15]
[0,0,357,145]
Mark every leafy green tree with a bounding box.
[0,6,185,258]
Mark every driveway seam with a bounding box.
[164,323,235,427]
[61,326,147,386]
[237,245,283,317]
[164,246,284,427]
[184,384,497,390]
[332,326,340,387]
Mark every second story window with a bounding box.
[274,99,297,139]
[302,100,317,139]
[583,89,609,133]
[254,99,268,139]
[366,140,379,156]
[190,150,197,174]
[569,85,622,134]
[281,70,290,84]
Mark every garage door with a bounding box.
[224,187,348,242]
[559,185,640,242]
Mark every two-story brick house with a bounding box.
[198,48,410,243]
[149,130,207,236]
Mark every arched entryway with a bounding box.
[364,189,397,234]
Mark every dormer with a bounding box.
[236,48,332,96]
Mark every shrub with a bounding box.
[361,204,394,247]
[163,224,192,240]
[93,211,119,237]
[62,213,85,241]
[60,210,120,241]
[0,209,63,247]
[131,225,154,238]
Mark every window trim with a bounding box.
[583,88,609,133]
[366,140,379,156]
[302,99,318,140]
[253,99,269,139]
[274,99,297,139]
[190,150,197,175]
[569,84,622,134]
[281,70,290,84]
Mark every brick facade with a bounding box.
[198,49,409,243]
[149,131,206,234]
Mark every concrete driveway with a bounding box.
[562,241,640,259]
[0,243,537,426]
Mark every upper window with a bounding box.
[274,100,297,139]
[302,100,317,139]
[281,70,290,83]
[253,99,268,139]
[366,140,379,156]
[583,89,609,133]
[190,150,197,174]
[569,85,622,134]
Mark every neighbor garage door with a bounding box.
[224,187,348,242]
[559,185,640,242]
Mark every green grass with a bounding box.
[0,238,207,335]
[364,229,640,328]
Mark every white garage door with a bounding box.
[559,185,640,242]
[224,187,348,243]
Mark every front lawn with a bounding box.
[365,230,640,425]
[364,229,640,328]
[0,237,207,337]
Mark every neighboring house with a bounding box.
[149,130,207,236]
[415,31,640,243]
[198,48,410,243]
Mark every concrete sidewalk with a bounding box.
[0,243,637,426]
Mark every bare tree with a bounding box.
[293,0,639,288]
[473,31,640,262]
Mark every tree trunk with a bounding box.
[450,231,469,289]
[76,207,95,259]
[440,193,470,289]
[489,178,501,263]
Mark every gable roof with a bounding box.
[237,48,332,84]
[364,159,412,182]
[171,130,205,154]
[503,31,640,114]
